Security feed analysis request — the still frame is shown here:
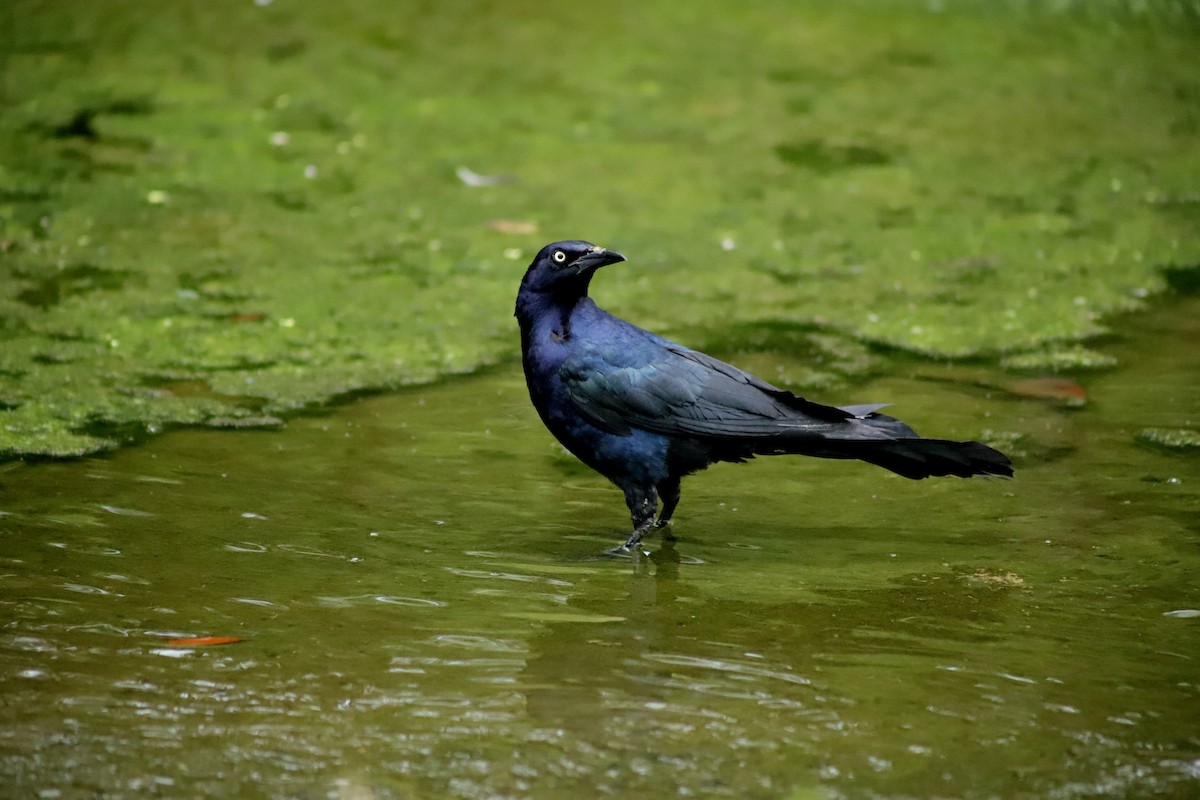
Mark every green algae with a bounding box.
[2,0,1198,458]
[1000,345,1118,372]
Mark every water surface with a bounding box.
[1,297,1198,799]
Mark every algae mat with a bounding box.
[2,0,1199,458]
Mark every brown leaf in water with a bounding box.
[166,636,243,647]
[1009,377,1087,403]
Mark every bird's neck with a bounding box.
[515,289,590,343]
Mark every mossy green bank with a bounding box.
[2,0,1198,457]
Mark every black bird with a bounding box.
[515,240,1013,551]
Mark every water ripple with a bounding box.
[225,541,268,553]
[432,635,525,653]
[445,567,572,587]
[231,597,288,609]
[61,583,113,596]
[314,594,445,608]
[642,652,813,687]
[374,595,446,608]
[100,505,153,517]
[275,544,344,559]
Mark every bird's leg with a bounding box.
[654,478,681,541]
[617,485,658,551]
[655,479,681,524]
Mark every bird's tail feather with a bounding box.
[842,438,1013,480]
[776,411,1013,479]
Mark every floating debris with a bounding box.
[486,219,539,234]
[1008,377,1087,405]
[455,165,517,187]
[965,569,1025,588]
[165,636,243,647]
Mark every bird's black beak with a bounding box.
[573,246,626,274]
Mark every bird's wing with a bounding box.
[561,342,856,439]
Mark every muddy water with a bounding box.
[1,297,1198,799]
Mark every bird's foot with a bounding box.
[613,522,656,555]
[653,518,677,541]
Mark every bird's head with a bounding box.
[518,240,627,298]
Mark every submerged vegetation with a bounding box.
[1,0,1198,457]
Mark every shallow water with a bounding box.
[2,296,1198,800]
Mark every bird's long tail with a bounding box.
[839,437,1013,479]
[784,410,1013,480]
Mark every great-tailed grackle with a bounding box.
[515,240,1013,552]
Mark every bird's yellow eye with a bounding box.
[552,250,567,264]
